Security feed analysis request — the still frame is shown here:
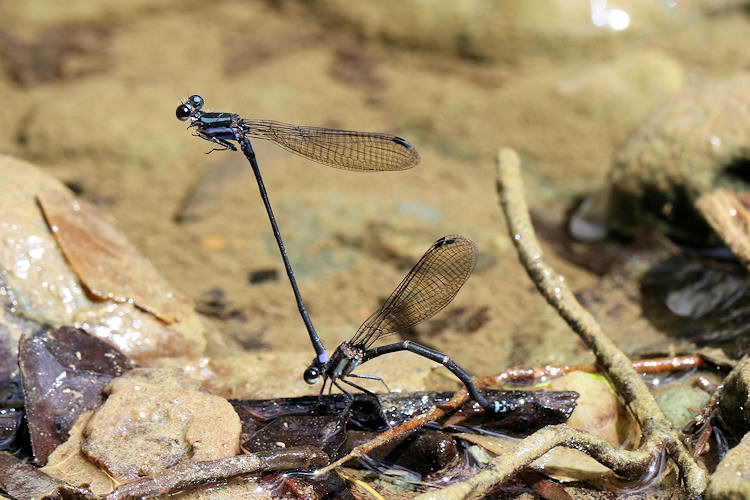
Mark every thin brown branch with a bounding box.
[106,446,327,500]
[479,355,704,386]
[695,188,750,271]
[414,424,656,499]
[313,390,470,476]
[489,147,706,496]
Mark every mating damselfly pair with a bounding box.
[177,95,499,413]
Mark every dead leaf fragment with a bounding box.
[696,188,750,271]
[38,188,193,323]
[18,326,134,465]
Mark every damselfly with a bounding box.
[303,235,499,413]
[176,95,419,171]
[177,95,420,372]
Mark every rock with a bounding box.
[556,50,683,134]
[0,155,206,363]
[42,413,116,496]
[0,155,94,325]
[37,188,194,324]
[548,371,633,446]
[655,383,711,430]
[706,431,750,500]
[719,356,750,442]
[580,74,750,243]
[74,302,205,363]
[81,368,241,481]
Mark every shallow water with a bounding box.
[1,1,749,397]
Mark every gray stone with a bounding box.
[719,356,750,441]
[706,431,750,499]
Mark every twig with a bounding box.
[695,188,750,270]
[479,355,704,386]
[315,354,703,479]
[317,150,708,495]
[463,147,707,497]
[314,390,470,476]
[106,446,327,500]
[414,424,657,499]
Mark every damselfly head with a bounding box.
[176,104,191,121]
[188,95,204,110]
[176,95,204,121]
[303,362,322,384]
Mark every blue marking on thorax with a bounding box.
[203,126,234,136]
[199,114,235,126]
[333,358,348,377]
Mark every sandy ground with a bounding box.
[1,1,749,396]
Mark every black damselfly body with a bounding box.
[176,95,419,170]
[176,95,420,366]
[302,235,501,413]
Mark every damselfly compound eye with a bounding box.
[176,104,191,121]
[188,95,204,110]
[303,366,320,384]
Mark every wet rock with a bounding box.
[0,155,206,363]
[548,371,632,446]
[718,356,750,442]
[572,74,750,243]
[81,368,241,481]
[74,302,205,364]
[0,323,18,381]
[42,412,116,495]
[0,155,94,325]
[37,188,194,324]
[705,431,750,500]
[0,276,44,380]
[655,383,711,430]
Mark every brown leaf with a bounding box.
[19,326,134,465]
[37,189,193,323]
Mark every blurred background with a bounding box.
[1,0,748,395]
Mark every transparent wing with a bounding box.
[350,235,478,348]
[242,119,419,171]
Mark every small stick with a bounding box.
[491,148,707,496]
[106,447,327,500]
[479,355,704,386]
[314,390,470,476]
[315,354,705,478]
[414,425,657,500]
[695,188,750,271]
